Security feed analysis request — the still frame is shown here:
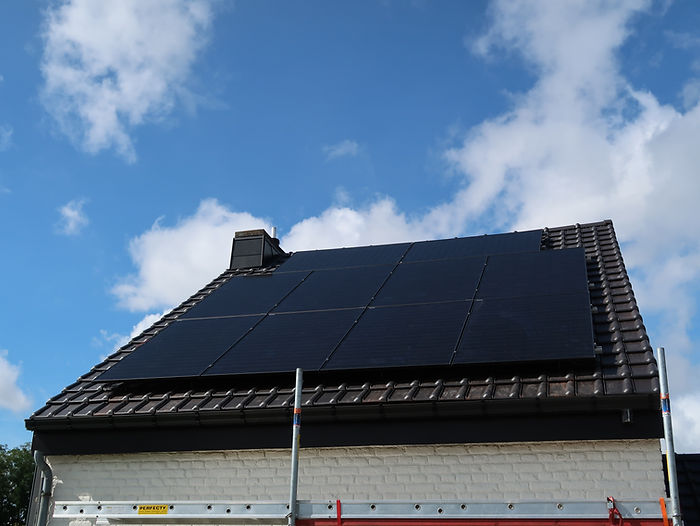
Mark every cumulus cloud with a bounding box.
[673,393,700,452]
[113,198,272,311]
[40,0,213,162]
[283,198,457,251]
[56,198,89,235]
[323,139,360,160]
[129,312,167,339]
[0,350,31,413]
[681,78,700,109]
[0,124,12,151]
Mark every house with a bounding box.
[26,220,671,526]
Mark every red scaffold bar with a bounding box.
[298,519,665,526]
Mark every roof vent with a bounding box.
[230,229,285,270]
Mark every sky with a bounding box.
[0,0,699,452]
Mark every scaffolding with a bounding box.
[53,498,666,525]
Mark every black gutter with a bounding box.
[25,393,660,432]
[30,397,662,455]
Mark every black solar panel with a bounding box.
[275,265,392,312]
[180,271,308,319]
[323,302,470,370]
[278,242,410,271]
[453,294,594,364]
[372,257,485,307]
[205,309,361,375]
[404,230,542,263]
[98,229,595,382]
[98,316,262,381]
[477,248,588,299]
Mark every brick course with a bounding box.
[48,439,664,526]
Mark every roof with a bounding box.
[27,220,663,454]
[665,454,700,526]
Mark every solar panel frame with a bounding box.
[274,265,393,313]
[204,309,363,376]
[277,242,411,271]
[404,229,542,263]
[476,248,588,299]
[179,271,309,319]
[323,301,471,371]
[371,256,486,307]
[97,316,263,381]
[453,293,594,365]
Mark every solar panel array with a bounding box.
[99,228,596,382]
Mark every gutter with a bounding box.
[25,392,660,432]
[31,406,663,456]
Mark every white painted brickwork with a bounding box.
[47,439,664,526]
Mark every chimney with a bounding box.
[230,228,285,269]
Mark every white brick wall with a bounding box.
[47,439,664,526]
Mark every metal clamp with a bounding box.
[607,496,622,526]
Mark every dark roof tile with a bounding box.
[135,398,166,414]
[73,402,105,417]
[267,390,295,408]
[220,390,256,410]
[114,399,147,415]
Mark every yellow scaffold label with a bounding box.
[137,504,169,515]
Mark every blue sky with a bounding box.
[1,0,700,451]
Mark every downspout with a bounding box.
[33,451,53,526]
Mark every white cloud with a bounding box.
[681,78,700,109]
[0,350,31,413]
[128,312,167,339]
[333,186,352,206]
[283,198,452,251]
[323,139,360,160]
[0,124,13,151]
[113,198,272,311]
[56,198,89,235]
[673,393,700,453]
[40,0,213,162]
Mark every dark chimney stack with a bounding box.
[230,229,285,269]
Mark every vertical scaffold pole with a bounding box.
[288,368,303,526]
[657,347,683,526]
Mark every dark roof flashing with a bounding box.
[230,229,285,270]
